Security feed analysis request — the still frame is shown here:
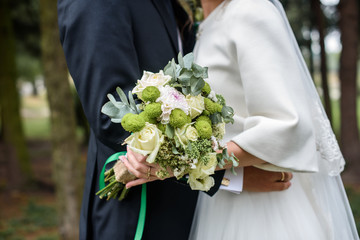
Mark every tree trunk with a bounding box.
[0,0,32,187]
[311,0,333,124]
[338,0,360,174]
[39,0,81,239]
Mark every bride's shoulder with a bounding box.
[225,0,283,25]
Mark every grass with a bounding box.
[23,118,51,140]
[21,94,51,140]
[0,200,59,240]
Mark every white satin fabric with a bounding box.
[189,0,359,239]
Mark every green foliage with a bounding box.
[163,52,208,96]
[345,187,360,235]
[101,87,140,123]
[154,140,189,177]
[165,124,175,139]
[185,139,212,160]
[217,148,239,175]
[16,53,42,82]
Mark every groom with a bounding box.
[57,0,292,239]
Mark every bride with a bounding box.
[123,0,358,238]
[188,0,359,239]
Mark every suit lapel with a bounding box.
[151,0,179,53]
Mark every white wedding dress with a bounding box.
[189,0,359,239]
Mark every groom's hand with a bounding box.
[243,166,292,192]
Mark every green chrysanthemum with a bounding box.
[144,102,162,118]
[204,98,223,114]
[201,82,211,96]
[194,120,212,139]
[139,111,157,124]
[170,109,190,128]
[121,113,146,132]
[196,115,212,125]
[142,86,160,102]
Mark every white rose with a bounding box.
[188,174,215,191]
[132,70,171,100]
[124,123,164,163]
[200,153,217,176]
[185,125,199,142]
[175,124,199,148]
[186,94,205,119]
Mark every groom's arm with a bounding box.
[211,167,293,195]
[57,0,140,151]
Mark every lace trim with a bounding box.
[314,102,345,176]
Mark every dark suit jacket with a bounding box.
[57,0,224,239]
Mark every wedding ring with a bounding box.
[147,167,151,180]
[280,172,285,182]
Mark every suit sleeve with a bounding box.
[58,0,137,151]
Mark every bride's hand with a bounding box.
[121,146,173,188]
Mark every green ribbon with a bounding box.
[135,184,147,240]
[99,152,147,240]
[99,151,126,190]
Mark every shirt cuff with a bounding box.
[219,167,244,194]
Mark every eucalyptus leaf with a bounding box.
[175,64,182,77]
[181,86,191,95]
[172,145,180,155]
[190,76,205,96]
[101,101,135,123]
[128,91,139,113]
[111,118,122,123]
[178,52,184,68]
[192,63,208,78]
[183,52,194,69]
[209,112,222,125]
[101,101,122,117]
[221,105,235,124]
[116,87,129,106]
[178,69,192,86]
[165,124,175,139]
[163,59,177,82]
[163,61,172,75]
[106,94,126,109]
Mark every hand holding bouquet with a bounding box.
[96,53,238,201]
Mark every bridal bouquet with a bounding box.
[96,53,238,201]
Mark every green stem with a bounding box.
[119,187,129,201]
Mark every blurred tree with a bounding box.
[39,0,81,239]
[10,0,42,95]
[0,0,33,186]
[311,0,332,124]
[338,0,360,171]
